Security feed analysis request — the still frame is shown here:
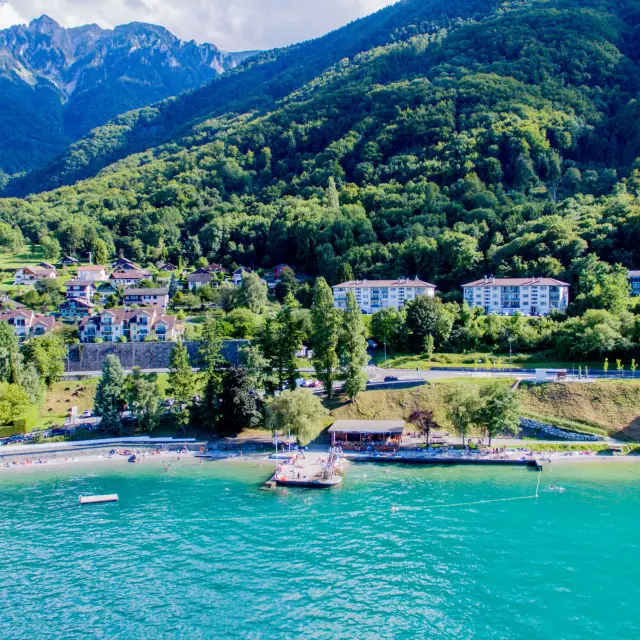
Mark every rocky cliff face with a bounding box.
[0,15,244,175]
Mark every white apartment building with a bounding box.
[462,277,570,316]
[332,278,436,314]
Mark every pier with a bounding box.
[263,449,344,489]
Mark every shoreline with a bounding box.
[1,444,638,477]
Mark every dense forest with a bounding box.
[2,0,640,302]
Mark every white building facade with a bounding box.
[462,277,570,316]
[332,279,436,314]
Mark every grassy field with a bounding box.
[518,380,640,441]
[371,351,599,371]
[329,379,511,432]
[329,378,640,441]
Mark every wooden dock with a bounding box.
[263,450,344,489]
[79,494,119,505]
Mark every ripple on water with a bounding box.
[2,461,640,639]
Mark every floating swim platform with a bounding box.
[79,494,119,505]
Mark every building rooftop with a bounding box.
[124,288,169,296]
[333,279,436,289]
[187,273,213,282]
[110,270,152,280]
[463,277,570,287]
[77,265,107,271]
[328,420,405,434]
[65,279,95,287]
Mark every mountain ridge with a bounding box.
[0,14,249,176]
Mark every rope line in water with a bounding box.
[209,469,543,523]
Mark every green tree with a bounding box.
[125,368,162,433]
[91,238,108,265]
[274,266,299,302]
[327,176,340,210]
[0,382,29,426]
[339,291,368,401]
[40,234,61,262]
[446,385,481,445]
[168,342,196,433]
[237,271,268,313]
[199,315,225,430]
[266,389,329,445]
[476,385,520,446]
[22,333,66,387]
[311,277,340,399]
[259,301,304,393]
[0,322,23,384]
[408,409,439,445]
[217,366,262,437]
[20,363,44,405]
[168,274,179,298]
[94,355,125,433]
[405,296,454,351]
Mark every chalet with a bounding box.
[111,257,139,271]
[110,269,153,287]
[38,262,56,270]
[65,280,96,303]
[159,263,178,272]
[77,265,108,282]
[123,287,169,309]
[187,272,213,291]
[61,256,80,266]
[80,307,183,343]
[60,298,94,319]
[0,310,57,341]
[14,267,57,285]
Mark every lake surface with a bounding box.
[1,458,639,639]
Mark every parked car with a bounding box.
[384,376,399,382]
[81,410,93,418]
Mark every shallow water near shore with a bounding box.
[1,459,639,639]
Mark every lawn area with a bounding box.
[0,248,46,270]
[371,351,598,371]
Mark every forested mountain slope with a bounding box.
[0,15,244,176]
[3,0,640,299]
[5,0,496,195]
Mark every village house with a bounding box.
[123,288,169,309]
[273,264,292,278]
[206,263,227,274]
[332,278,436,314]
[65,279,96,303]
[111,257,139,271]
[61,256,80,267]
[38,262,56,270]
[95,282,117,303]
[0,310,58,341]
[232,267,251,286]
[187,272,213,291]
[60,298,94,319]
[77,265,108,282]
[109,269,153,287]
[462,276,570,316]
[13,266,57,285]
[79,307,183,343]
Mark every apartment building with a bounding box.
[0,310,57,341]
[79,307,183,343]
[60,298,94,319]
[462,277,570,316]
[332,278,436,313]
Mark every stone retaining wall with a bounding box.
[65,340,248,372]
[519,418,603,441]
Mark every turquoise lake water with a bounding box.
[1,458,640,639]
